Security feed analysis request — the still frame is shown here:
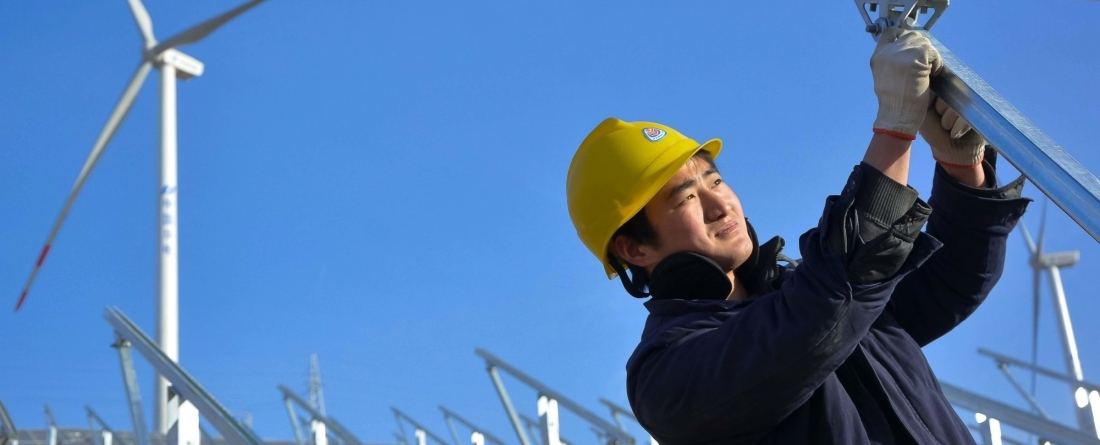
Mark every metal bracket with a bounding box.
[854,0,948,37]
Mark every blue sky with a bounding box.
[2,1,1099,443]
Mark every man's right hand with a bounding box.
[871,28,943,140]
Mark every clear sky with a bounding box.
[2,1,1099,443]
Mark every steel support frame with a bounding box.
[439,406,508,445]
[519,415,572,445]
[87,406,123,445]
[105,307,264,445]
[476,349,634,445]
[942,381,1100,444]
[279,385,363,445]
[114,339,151,445]
[391,408,449,445]
[44,406,57,445]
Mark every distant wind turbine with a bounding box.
[15,0,267,434]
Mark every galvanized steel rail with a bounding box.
[104,307,265,445]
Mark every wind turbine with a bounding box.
[15,0,267,435]
[1019,201,1095,434]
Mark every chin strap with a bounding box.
[608,254,651,299]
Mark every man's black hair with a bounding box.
[608,150,718,297]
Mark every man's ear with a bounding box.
[612,235,657,269]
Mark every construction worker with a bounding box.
[566,29,1030,444]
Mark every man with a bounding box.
[565,29,1030,444]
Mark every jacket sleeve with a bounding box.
[629,166,939,443]
[886,161,1030,347]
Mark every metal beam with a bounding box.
[923,31,1100,243]
[438,407,508,445]
[279,385,363,445]
[104,306,264,445]
[941,381,1100,444]
[475,349,634,445]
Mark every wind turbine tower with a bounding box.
[15,0,267,436]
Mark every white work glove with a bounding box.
[871,28,943,140]
[919,98,985,166]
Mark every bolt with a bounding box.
[865,23,882,34]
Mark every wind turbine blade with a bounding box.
[126,0,157,48]
[1020,221,1037,255]
[1030,267,1041,397]
[15,61,153,311]
[1037,199,1048,255]
[150,0,265,56]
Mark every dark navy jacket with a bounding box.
[626,164,1029,444]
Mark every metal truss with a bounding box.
[105,306,264,445]
[475,349,634,445]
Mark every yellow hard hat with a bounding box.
[566,117,722,278]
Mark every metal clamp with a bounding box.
[855,0,948,37]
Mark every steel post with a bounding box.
[975,414,1001,445]
[0,397,17,445]
[442,416,463,445]
[114,339,151,445]
[487,366,532,445]
[310,420,328,445]
[537,397,560,445]
[43,406,58,445]
[284,397,307,445]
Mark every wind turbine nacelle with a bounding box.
[160,49,204,80]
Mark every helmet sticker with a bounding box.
[642,127,667,142]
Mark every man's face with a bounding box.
[617,156,754,273]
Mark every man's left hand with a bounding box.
[919,98,985,167]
